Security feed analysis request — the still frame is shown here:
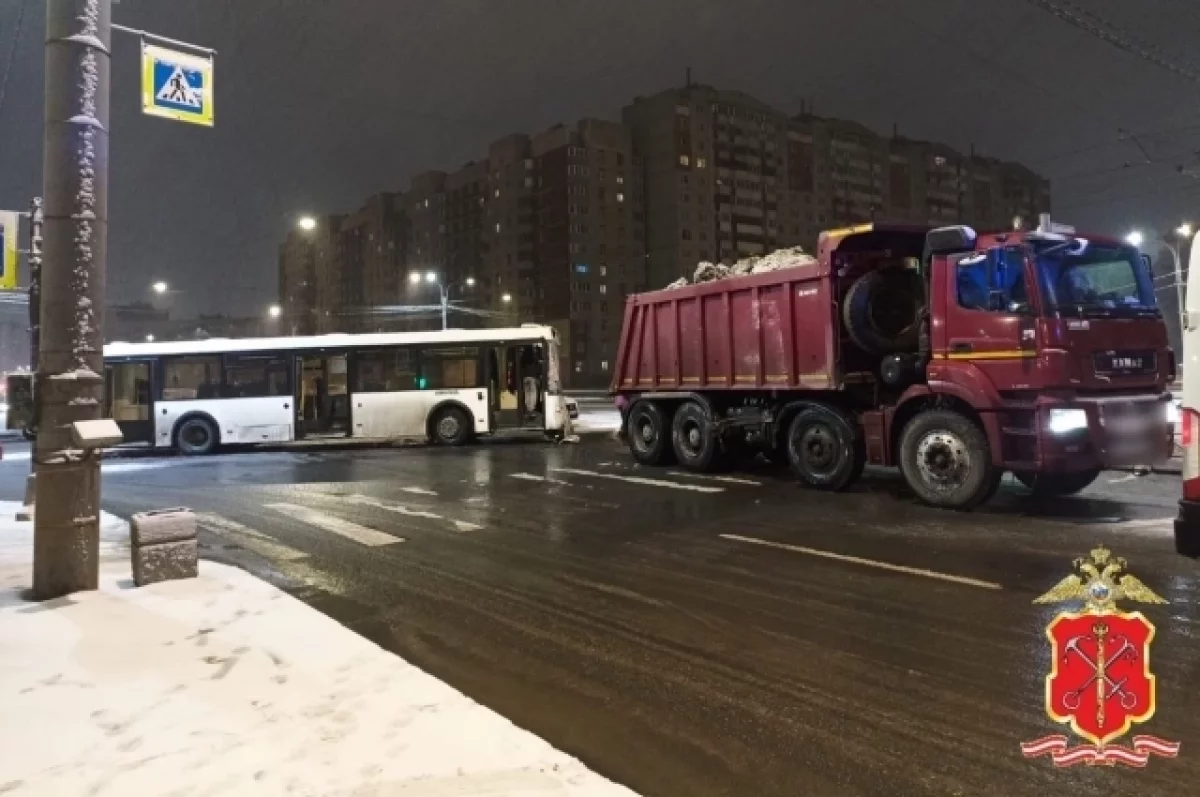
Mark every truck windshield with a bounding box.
[1033,241,1158,318]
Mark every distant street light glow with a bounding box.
[152,281,168,294]
[465,277,476,287]
[408,272,421,285]
[298,216,317,232]
[425,271,438,284]
[501,293,512,303]
[268,304,282,318]
[1125,231,1144,247]
[145,334,155,342]
[1178,223,1193,239]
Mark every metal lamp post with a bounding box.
[408,272,475,330]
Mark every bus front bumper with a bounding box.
[1175,499,1200,558]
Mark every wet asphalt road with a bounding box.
[2,439,1198,796]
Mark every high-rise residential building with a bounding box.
[624,85,1051,291]
[338,192,405,332]
[528,119,644,385]
[281,83,1048,384]
[278,213,342,336]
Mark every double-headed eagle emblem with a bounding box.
[1033,546,1166,612]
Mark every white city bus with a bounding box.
[1178,232,1200,556]
[102,325,573,454]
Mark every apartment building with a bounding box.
[624,85,1051,291]
[337,192,405,331]
[278,213,342,336]
[529,119,645,386]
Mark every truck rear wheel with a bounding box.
[899,409,999,510]
[627,401,675,466]
[1013,468,1101,497]
[786,406,864,491]
[671,401,723,472]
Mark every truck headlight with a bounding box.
[1167,400,1181,425]
[1048,408,1089,434]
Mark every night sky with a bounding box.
[1,0,1199,318]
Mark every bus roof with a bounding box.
[104,326,557,359]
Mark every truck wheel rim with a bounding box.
[438,416,460,438]
[916,431,970,488]
[633,415,656,451]
[682,420,703,455]
[798,425,837,472]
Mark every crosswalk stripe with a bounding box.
[344,494,484,533]
[551,467,724,493]
[195,513,310,561]
[510,472,571,485]
[264,502,403,546]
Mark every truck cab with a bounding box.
[923,216,1173,494]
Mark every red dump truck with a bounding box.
[610,218,1175,509]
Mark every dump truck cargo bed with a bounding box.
[611,264,838,393]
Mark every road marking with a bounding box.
[344,494,483,533]
[265,502,402,546]
[511,472,572,486]
[719,534,1003,590]
[668,471,761,486]
[195,513,309,561]
[1108,517,1172,531]
[551,468,724,493]
[1106,473,1140,484]
[400,486,438,496]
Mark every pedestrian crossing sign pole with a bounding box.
[140,42,214,127]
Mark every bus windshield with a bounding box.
[1034,241,1158,318]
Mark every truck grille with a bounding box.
[1094,350,1156,377]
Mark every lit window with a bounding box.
[696,158,707,169]
[524,177,533,188]
[575,362,583,373]
[616,175,624,184]
[495,223,502,233]
[575,263,589,274]
[600,284,607,295]
[679,155,690,167]
[617,193,625,203]
[494,189,501,198]
[600,265,607,277]
[601,360,609,371]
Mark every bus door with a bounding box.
[104,359,155,444]
[497,342,544,429]
[296,354,349,438]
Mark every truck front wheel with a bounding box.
[786,406,864,491]
[627,401,675,466]
[1013,468,1101,497]
[899,410,1000,510]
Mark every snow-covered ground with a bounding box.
[0,504,639,797]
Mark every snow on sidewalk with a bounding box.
[0,506,639,797]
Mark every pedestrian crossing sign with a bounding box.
[141,43,213,127]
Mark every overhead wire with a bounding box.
[0,0,30,127]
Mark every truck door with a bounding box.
[940,247,1038,386]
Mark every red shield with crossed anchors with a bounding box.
[1046,611,1155,746]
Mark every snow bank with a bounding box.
[0,508,640,797]
[664,245,818,289]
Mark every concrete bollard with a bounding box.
[130,508,198,587]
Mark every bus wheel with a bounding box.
[671,401,722,472]
[430,406,472,446]
[786,406,863,490]
[627,401,674,466]
[899,409,998,509]
[175,417,219,456]
[1013,468,1100,497]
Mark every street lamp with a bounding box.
[408,272,475,329]
[297,216,317,232]
[145,334,155,342]
[152,281,168,295]
[1178,223,1193,239]
[1168,223,1194,329]
[267,304,282,319]
[1125,231,1144,248]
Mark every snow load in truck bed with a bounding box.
[664,246,817,289]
